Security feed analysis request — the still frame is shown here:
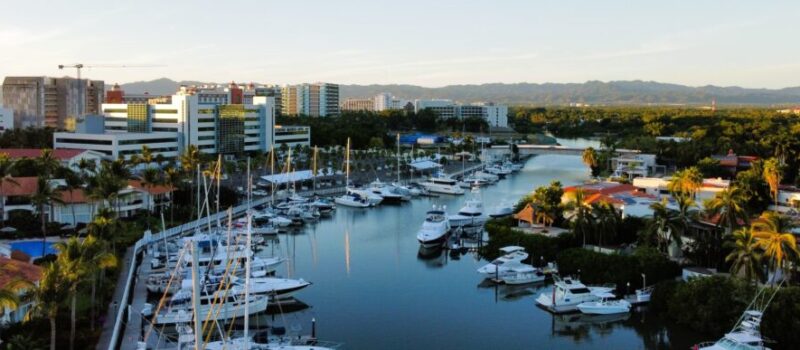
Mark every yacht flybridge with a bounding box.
[477,246,530,277]
[449,185,488,228]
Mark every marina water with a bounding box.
[260,138,702,349]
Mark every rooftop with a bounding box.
[0,256,42,289]
[0,149,87,160]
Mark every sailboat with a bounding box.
[335,138,371,208]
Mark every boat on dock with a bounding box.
[477,246,529,278]
[416,206,451,247]
[577,292,631,315]
[419,176,465,195]
[535,276,616,313]
[449,186,487,228]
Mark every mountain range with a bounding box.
[119,78,800,106]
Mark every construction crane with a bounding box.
[57,63,165,116]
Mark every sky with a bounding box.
[1,0,799,88]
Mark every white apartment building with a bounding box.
[0,106,13,131]
[274,125,311,148]
[413,99,509,127]
[374,93,409,111]
[633,177,730,204]
[341,98,374,112]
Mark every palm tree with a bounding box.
[180,145,202,218]
[30,177,63,257]
[703,186,749,236]
[592,201,620,246]
[0,265,33,315]
[668,166,703,200]
[0,154,18,228]
[644,200,682,254]
[37,149,60,179]
[76,158,96,174]
[139,167,162,221]
[139,145,154,166]
[564,189,594,246]
[63,171,83,227]
[163,165,182,224]
[82,235,117,330]
[581,147,599,177]
[750,211,799,282]
[762,158,783,208]
[25,262,68,350]
[725,227,763,284]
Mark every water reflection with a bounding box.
[476,279,546,302]
[416,245,446,268]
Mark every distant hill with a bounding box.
[120,78,800,105]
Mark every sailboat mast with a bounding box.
[313,146,318,192]
[270,145,275,204]
[216,155,222,228]
[345,138,351,188]
[244,213,252,347]
[246,157,251,207]
[190,241,202,349]
[396,133,400,183]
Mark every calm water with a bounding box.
[258,138,704,349]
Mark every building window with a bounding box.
[127,104,150,133]
[154,109,178,114]
[216,105,246,154]
[55,138,113,145]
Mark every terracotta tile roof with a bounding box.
[585,193,625,205]
[0,149,87,161]
[564,182,636,196]
[128,180,173,195]
[59,189,88,204]
[0,177,38,197]
[0,256,42,289]
[514,203,535,224]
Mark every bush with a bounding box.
[666,276,754,335]
[480,218,576,264]
[762,287,800,349]
[555,247,681,293]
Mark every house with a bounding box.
[0,148,105,172]
[610,153,659,179]
[632,177,729,204]
[711,150,758,176]
[772,186,800,215]
[0,256,41,324]
[562,181,659,218]
[0,177,172,224]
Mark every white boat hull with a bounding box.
[577,300,631,315]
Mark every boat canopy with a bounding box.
[499,246,525,253]
[260,170,314,185]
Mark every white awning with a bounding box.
[410,160,442,171]
[260,170,314,185]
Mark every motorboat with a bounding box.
[635,286,653,303]
[499,264,546,285]
[419,176,465,195]
[334,190,371,208]
[369,179,407,203]
[348,188,383,205]
[392,182,421,197]
[270,216,294,227]
[459,176,488,188]
[184,327,341,350]
[310,198,336,215]
[143,289,269,325]
[416,206,451,247]
[449,187,488,228]
[577,293,631,314]
[489,204,514,218]
[476,246,530,278]
[201,276,312,298]
[694,286,780,350]
[535,276,616,313]
[473,171,499,183]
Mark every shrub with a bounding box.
[762,287,800,349]
[555,247,681,293]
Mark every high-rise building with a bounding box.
[413,99,508,127]
[281,82,339,117]
[374,93,408,111]
[0,106,14,131]
[341,98,374,112]
[2,76,104,129]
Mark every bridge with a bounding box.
[485,144,640,159]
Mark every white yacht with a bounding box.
[459,176,488,188]
[392,182,421,197]
[348,188,384,205]
[310,198,336,215]
[334,190,372,208]
[577,293,632,315]
[535,276,616,313]
[489,203,514,218]
[695,285,780,350]
[476,246,530,278]
[449,187,488,228]
[369,179,407,203]
[419,176,465,195]
[144,289,269,325]
[473,171,499,183]
[499,264,546,285]
[416,206,451,247]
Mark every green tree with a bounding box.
[703,186,749,236]
[643,200,682,254]
[581,147,600,177]
[25,262,68,350]
[30,177,63,257]
[762,158,783,208]
[0,154,18,228]
[725,227,763,284]
[564,189,594,246]
[751,212,799,282]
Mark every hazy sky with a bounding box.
[1,0,798,88]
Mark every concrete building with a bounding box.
[0,106,13,131]
[341,98,374,112]
[281,83,339,117]
[2,76,104,129]
[611,153,659,179]
[632,177,730,204]
[413,99,509,127]
[0,148,105,171]
[54,85,309,159]
[274,125,311,148]
[374,93,409,112]
[53,131,180,160]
